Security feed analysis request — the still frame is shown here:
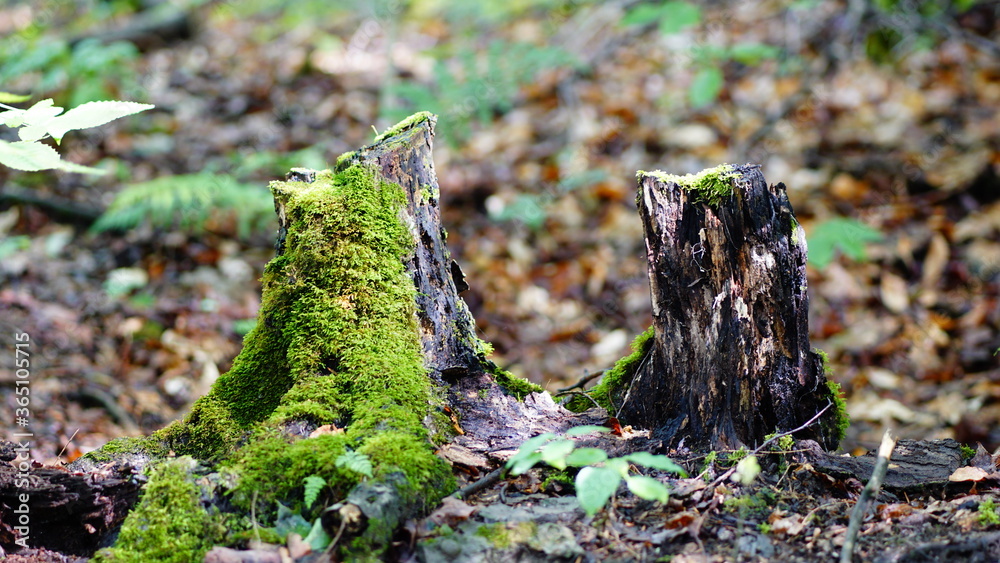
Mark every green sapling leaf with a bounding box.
[506,433,556,475]
[303,517,332,550]
[40,100,154,143]
[565,447,609,467]
[540,439,576,470]
[625,475,670,503]
[625,452,689,477]
[0,92,31,104]
[576,465,622,517]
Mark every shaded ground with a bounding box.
[1,0,999,560]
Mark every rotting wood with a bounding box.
[609,164,844,450]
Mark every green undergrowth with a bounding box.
[815,349,850,444]
[565,325,654,413]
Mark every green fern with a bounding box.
[302,475,326,509]
[92,172,276,237]
[334,450,373,479]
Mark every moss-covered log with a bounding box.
[597,164,846,450]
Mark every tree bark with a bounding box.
[611,165,843,450]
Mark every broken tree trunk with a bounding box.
[608,165,845,450]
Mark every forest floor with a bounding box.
[1,0,999,561]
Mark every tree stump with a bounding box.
[604,165,846,450]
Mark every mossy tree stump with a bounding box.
[597,165,845,450]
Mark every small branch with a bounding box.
[709,402,833,489]
[840,429,897,563]
[555,369,605,394]
[450,466,504,500]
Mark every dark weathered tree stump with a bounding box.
[608,165,845,450]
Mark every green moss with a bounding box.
[93,457,226,562]
[961,444,976,460]
[373,111,435,144]
[155,394,243,461]
[979,497,999,526]
[815,348,850,443]
[194,159,453,553]
[474,522,537,549]
[637,164,739,207]
[566,325,655,413]
[489,363,543,400]
[77,436,167,465]
[335,150,357,169]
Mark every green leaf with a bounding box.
[540,439,576,470]
[0,139,102,174]
[625,452,689,477]
[39,100,154,143]
[689,66,724,108]
[806,217,884,268]
[565,447,608,467]
[575,466,622,517]
[625,475,670,503]
[505,433,556,475]
[508,451,544,476]
[657,1,701,35]
[2,98,61,131]
[303,517,332,551]
[302,475,326,509]
[272,502,311,539]
[621,3,666,26]
[728,43,781,65]
[0,92,31,104]
[565,425,611,437]
[732,455,761,486]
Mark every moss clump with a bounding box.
[373,111,435,144]
[565,325,655,413]
[638,164,739,207]
[961,444,976,460]
[76,436,167,465]
[815,348,850,443]
[490,363,543,400]
[156,394,242,461]
[474,521,537,549]
[93,457,226,563]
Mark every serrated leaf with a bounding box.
[0,139,103,174]
[575,466,622,517]
[689,66,724,108]
[42,100,153,142]
[303,517,332,551]
[335,450,373,478]
[625,452,689,476]
[565,425,611,437]
[565,447,608,467]
[303,475,326,509]
[625,475,670,503]
[540,439,576,470]
[0,92,31,104]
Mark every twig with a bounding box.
[450,467,503,500]
[555,370,605,394]
[554,390,601,410]
[709,402,833,489]
[840,429,897,563]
